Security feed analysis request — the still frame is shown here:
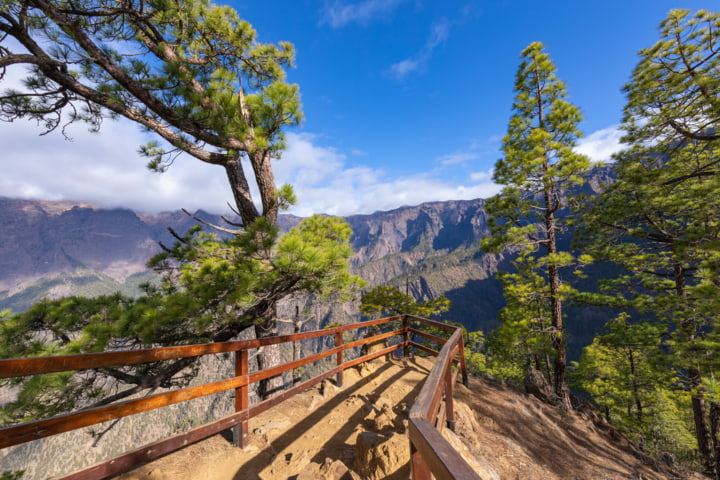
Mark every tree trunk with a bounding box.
[255,310,283,399]
[225,151,283,400]
[709,400,720,479]
[690,370,715,476]
[628,348,643,422]
[544,191,571,409]
[674,262,715,476]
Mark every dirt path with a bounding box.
[118,355,429,480]
[118,356,704,480]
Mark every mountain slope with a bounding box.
[0,165,614,342]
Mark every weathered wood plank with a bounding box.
[0,375,248,448]
[409,418,483,480]
[408,327,448,345]
[0,317,403,378]
[409,329,461,422]
[404,315,457,331]
[408,341,439,357]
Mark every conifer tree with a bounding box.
[575,10,720,474]
[0,214,362,422]
[0,0,304,397]
[483,254,555,384]
[623,10,720,162]
[576,127,720,476]
[482,42,590,408]
[572,315,683,448]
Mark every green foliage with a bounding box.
[463,330,487,377]
[359,285,450,320]
[482,42,589,402]
[572,315,696,459]
[359,285,453,355]
[0,471,24,480]
[481,255,556,383]
[623,10,720,152]
[0,216,362,425]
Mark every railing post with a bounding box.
[335,332,343,387]
[410,440,432,480]
[459,334,469,388]
[233,349,249,448]
[403,315,410,358]
[444,347,456,433]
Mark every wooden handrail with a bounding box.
[0,314,477,479]
[0,316,401,378]
[408,325,481,480]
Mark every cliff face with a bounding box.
[343,198,506,332]
[0,195,508,333]
[0,165,613,333]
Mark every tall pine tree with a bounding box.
[575,9,720,475]
[482,42,590,408]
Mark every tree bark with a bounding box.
[254,304,283,399]
[628,348,643,422]
[544,189,571,409]
[691,368,715,476]
[710,401,720,479]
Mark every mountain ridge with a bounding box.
[0,165,614,340]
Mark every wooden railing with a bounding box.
[0,314,479,479]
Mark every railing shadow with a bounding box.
[229,360,397,479]
[0,315,474,480]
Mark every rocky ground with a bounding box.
[117,356,706,480]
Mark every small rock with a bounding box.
[147,469,164,480]
[659,451,675,467]
[355,431,409,480]
[320,458,351,479]
[357,362,371,377]
[308,394,323,410]
[253,416,292,440]
[523,366,558,405]
[372,404,394,432]
[321,379,339,398]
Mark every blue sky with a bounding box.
[1,0,717,216]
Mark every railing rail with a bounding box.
[0,314,478,479]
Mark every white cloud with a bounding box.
[0,118,233,214]
[436,151,479,166]
[387,17,450,81]
[1,116,624,218]
[387,59,420,80]
[470,169,493,183]
[321,0,407,28]
[576,125,625,163]
[277,133,500,216]
[0,122,500,217]
[427,19,450,48]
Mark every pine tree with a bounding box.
[575,10,720,473]
[572,315,684,451]
[482,42,590,408]
[0,215,363,422]
[0,0,304,396]
[623,10,720,160]
[483,254,555,384]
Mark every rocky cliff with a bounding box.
[0,165,614,337]
[0,196,507,329]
